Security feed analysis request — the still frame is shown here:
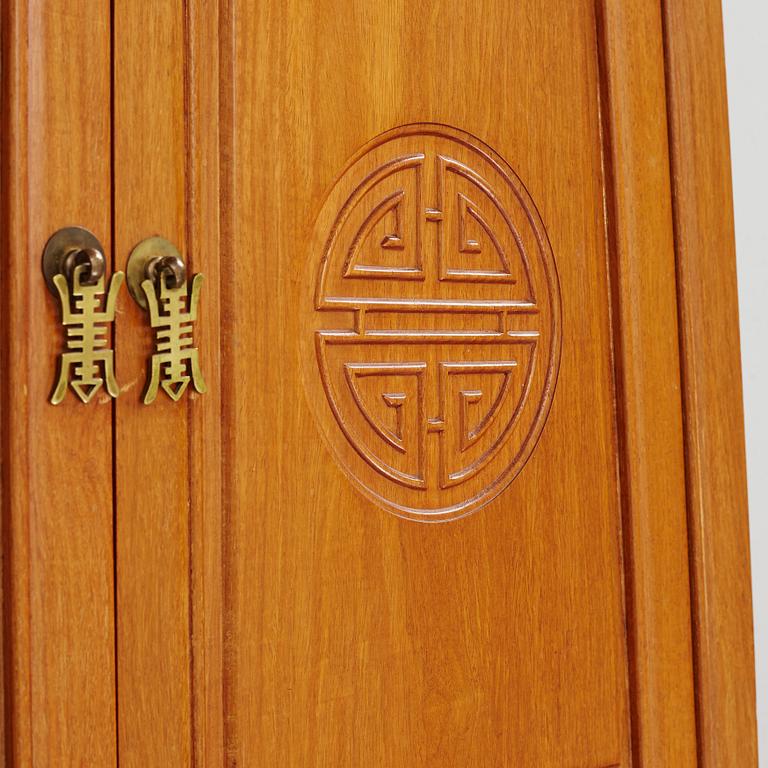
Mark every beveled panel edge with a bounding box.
[595,0,699,764]
[662,0,758,763]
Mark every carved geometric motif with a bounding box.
[303,124,561,521]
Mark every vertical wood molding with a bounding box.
[113,0,225,764]
[113,0,193,763]
[662,0,758,763]
[595,1,698,763]
[0,2,32,761]
[218,1,237,763]
[1,1,117,763]
[187,0,225,763]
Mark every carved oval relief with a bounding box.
[301,124,561,522]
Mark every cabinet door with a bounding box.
[3,0,756,766]
[209,2,695,766]
[223,6,636,768]
[1,1,117,763]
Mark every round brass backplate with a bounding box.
[41,226,105,296]
[126,236,184,309]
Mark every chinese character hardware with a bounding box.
[126,236,207,405]
[42,227,124,405]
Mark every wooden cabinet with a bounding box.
[0,1,756,765]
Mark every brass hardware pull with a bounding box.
[127,237,207,404]
[42,226,124,405]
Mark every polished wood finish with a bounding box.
[186,1,226,762]
[223,2,632,765]
[596,2,698,764]
[662,0,758,763]
[1,1,755,766]
[112,1,192,764]
[0,0,117,763]
[112,1,225,763]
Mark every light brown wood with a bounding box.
[113,1,192,763]
[1,1,757,765]
[186,0,226,762]
[595,1,698,764]
[112,1,225,764]
[662,0,758,763]
[222,2,633,765]
[0,0,117,764]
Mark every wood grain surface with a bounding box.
[222,2,631,765]
[186,0,226,762]
[662,0,758,763]
[1,1,756,766]
[112,0,225,764]
[595,1,698,764]
[1,0,117,764]
[113,1,192,764]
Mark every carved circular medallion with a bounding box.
[302,124,561,522]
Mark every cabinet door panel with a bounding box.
[1,1,117,763]
[4,0,756,765]
[220,2,643,766]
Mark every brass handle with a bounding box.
[126,237,207,404]
[42,226,124,405]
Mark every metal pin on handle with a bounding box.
[145,253,186,290]
[61,246,106,286]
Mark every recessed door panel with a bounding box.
[223,2,630,765]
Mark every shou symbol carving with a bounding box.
[126,236,207,405]
[302,124,561,522]
[42,226,124,405]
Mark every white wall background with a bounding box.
[722,3,768,762]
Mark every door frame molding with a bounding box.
[596,1,698,763]
[598,0,757,764]
[662,0,757,763]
